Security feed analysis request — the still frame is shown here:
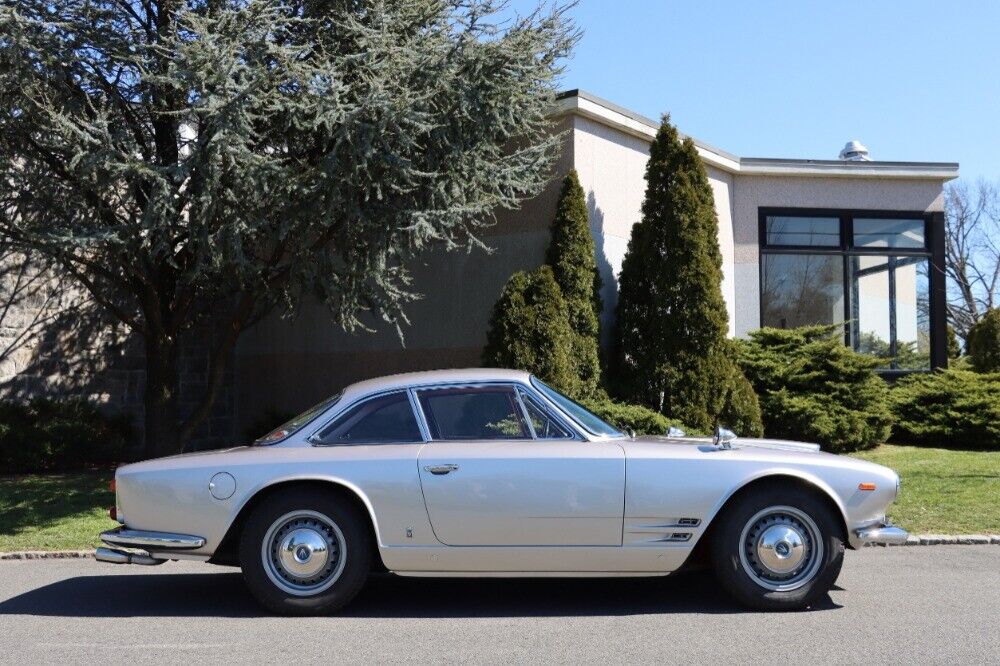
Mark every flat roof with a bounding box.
[556,89,959,180]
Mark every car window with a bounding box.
[254,392,342,444]
[313,392,422,445]
[518,389,573,439]
[531,377,624,437]
[417,386,529,440]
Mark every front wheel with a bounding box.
[709,485,844,611]
[239,488,372,615]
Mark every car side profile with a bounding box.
[96,368,908,614]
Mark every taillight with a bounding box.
[109,506,117,521]
[110,478,116,493]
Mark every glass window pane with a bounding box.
[519,390,573,439]
[765,216,841,247]
[531,378,623,437]
[851,256,930,369]
[852,218,925,249]
[761,254,845,328]
[418,387,529,440]
[316,392,421,445]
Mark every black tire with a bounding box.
[239,488,372,615]
[709,484,844,611]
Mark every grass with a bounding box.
[0,471,115,552]
[852,444,1000,535]
[1,445,998,551]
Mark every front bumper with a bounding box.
[855,523,910,546]
[95,528,207,565]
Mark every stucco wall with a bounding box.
[571,115,739,339]
[730,175,945,336]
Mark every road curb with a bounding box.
[1,536,999,560]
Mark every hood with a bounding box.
[635,434,821,454]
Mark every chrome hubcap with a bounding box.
[261,510,346,596]
[739,506,824,592]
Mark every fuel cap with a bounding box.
[209,472,236,500]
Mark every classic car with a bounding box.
[96,368,908,614]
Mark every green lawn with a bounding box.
[1,445,998,552]
[0,471,115,552]
[852,445,1000,535]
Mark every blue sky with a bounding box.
[508,1,999,183]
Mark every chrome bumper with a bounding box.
[100,528,206,550]
[96,528,206,565]
[856,523,910,545]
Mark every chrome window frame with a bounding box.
[306,379,589,445]
[529,377,626,440]
[307,388,425,446]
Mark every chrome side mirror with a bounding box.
[666,426,686,438]
[713,426,737,449]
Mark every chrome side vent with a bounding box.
[654,532,692,543]
[677,518,700,527]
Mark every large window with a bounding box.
[313,392,421,445]
[760,210,936,370]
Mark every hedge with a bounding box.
[0,399,131,473]
[580,398,699,437]
[890,369,1000,449]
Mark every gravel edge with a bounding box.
[2,535,1000,560]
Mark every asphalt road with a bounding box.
[0,546,997,664]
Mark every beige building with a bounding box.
[233,90,958,436]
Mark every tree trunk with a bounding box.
[143,335,181,459]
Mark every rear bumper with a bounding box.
[855,523,910,546]
[100,528,206,550]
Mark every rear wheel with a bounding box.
[239,488,372,615]
[709,485,844,611]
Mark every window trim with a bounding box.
[308,388,424,447]
[758,207,944,371]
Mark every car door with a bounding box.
[415,384,625,546]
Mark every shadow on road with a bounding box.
[0,568,842,618]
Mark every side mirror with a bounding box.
[666,426,686,438]
[713,425,737,449]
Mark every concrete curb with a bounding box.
[1,536,999,560]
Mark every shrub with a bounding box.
[890,369,1000,449]
[546,169,603,398]
[967,308,1000,372]
[580,398,698,436]
[612,114,761,434]
[737,325,892,453]
[0,399,131,473]
[482,266,578,395]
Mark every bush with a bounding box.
[0,399,131,473]
[580,398,698,436]
[890,369,1000,449]
[482,266,579,395]
[967,308,1000,373]
[737,325,892,453]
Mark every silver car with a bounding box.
[97,368,907,614]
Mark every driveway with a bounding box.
[0,546,997,663]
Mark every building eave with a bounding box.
[555,89,959,181]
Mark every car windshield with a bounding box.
[530,378,624,438]
[253,393,342,445]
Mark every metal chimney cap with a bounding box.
[839,140,871,161]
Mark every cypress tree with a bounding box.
[545,170,603,398]
[482,266,578,395]
[613,115,762,435]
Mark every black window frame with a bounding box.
[758,207,947,372]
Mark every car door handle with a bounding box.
[424,464,459,475]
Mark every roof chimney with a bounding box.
[839,140,871,161]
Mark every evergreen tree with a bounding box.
[613,115,762,435]
[482,267,578,395]
[545,170,603,397]
[0,0,576,456]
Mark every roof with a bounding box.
[555,89,959,180]
[342,368,533,399]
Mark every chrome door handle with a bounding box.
[424,464,459,475]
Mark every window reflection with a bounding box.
[850,256,930,370]
[761,254,845,329]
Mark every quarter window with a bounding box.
[313,392,421,445]
[518,390,573,439]
[417,386,530,440]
